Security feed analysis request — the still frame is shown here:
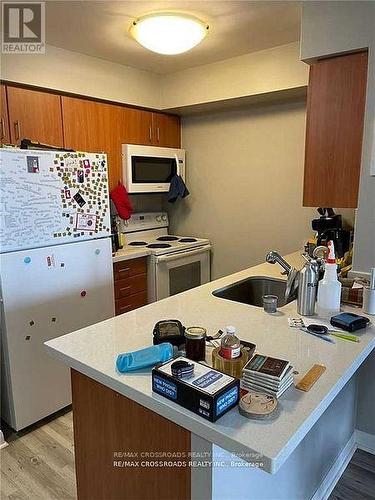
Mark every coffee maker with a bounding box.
[311,208,351,258]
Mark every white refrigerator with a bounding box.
[0,148,115,431]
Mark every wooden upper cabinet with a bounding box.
[4,85,181,189]
[6,86,64,147]
[303,51,368,208]
[152,113,181,148]
[1,85,10,144]
[124,109,181,148]
[125,107,153,145]
[62,96,126,191]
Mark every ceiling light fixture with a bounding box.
[130,13,209,55]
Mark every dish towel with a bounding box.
[110,182,133,220]
[168,175,190,203]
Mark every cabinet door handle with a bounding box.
[119,303,133,312]
[0,118,4,140]
[118,267,131,274]
[149,125,152,143]
[14,120,21,141]
[157,127,160,143]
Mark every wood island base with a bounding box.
[71,369,191,500]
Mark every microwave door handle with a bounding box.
[155,245,211,263]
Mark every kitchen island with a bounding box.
[45,253,375,500]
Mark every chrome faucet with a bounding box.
[265,251,292,275]
[266,250,325,314]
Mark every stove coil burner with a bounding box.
[147,243,172,249]
[179,238,198,243]
[128,241,147,246]
[157,236,179,241]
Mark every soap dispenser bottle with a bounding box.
[317,241,342,318]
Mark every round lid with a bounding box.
[225,325,236,335]
[238,392,278,419]
[185,326,206,340]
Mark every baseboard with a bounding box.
[311,433,357,500]
[356,430,375,455]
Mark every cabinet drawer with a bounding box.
[115,291,148,315]
[113,257,146,281]
[114,274,147,299]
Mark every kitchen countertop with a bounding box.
[112,247,151,262]
[45,252,375,473]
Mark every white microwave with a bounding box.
[122,144,186,193]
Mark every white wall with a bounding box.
[0,42,308,113]
[168,100,316,280]
[357,351,375,436]
[300,0,375,443]
[213,377,357,499]
[161,42,308,110]
[301,1,375,276]
[1,44,162,109]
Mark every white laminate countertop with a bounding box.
[112,247,151,262]
[45,252,375,473]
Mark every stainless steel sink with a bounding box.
[212,276,294,308]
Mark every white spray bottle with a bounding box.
[317,240,342,319]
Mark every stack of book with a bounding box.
[242,354,293,398]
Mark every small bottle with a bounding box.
[220,326,241,360]
[317,241,342,319]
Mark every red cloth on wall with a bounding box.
[110,183,132,220]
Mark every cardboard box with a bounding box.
[152,357,240,422]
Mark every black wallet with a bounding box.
[330,312,370,332]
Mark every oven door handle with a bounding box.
[155,245,211,263]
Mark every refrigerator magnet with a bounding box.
[75,213,97,232]
[77,170,85,184]
[73,192,86,207]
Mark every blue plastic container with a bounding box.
[116,342,174,373]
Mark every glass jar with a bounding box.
[184,327,206,361]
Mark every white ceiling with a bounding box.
[45,1,301,74]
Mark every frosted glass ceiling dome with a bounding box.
[130,13,209,55]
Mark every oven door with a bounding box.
[154,245,211,301]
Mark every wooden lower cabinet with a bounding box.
[71,369,191,500]
[113,257,148,315]
[115,291,148,315]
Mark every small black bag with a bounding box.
[153,320,185,347]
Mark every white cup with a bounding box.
[363,287,375,315]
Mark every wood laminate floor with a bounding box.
[1,410,375,500]
[1,410,76,499]
[329,449,375,500]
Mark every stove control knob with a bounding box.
[161,215,167,221]
[156,215,162,222]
